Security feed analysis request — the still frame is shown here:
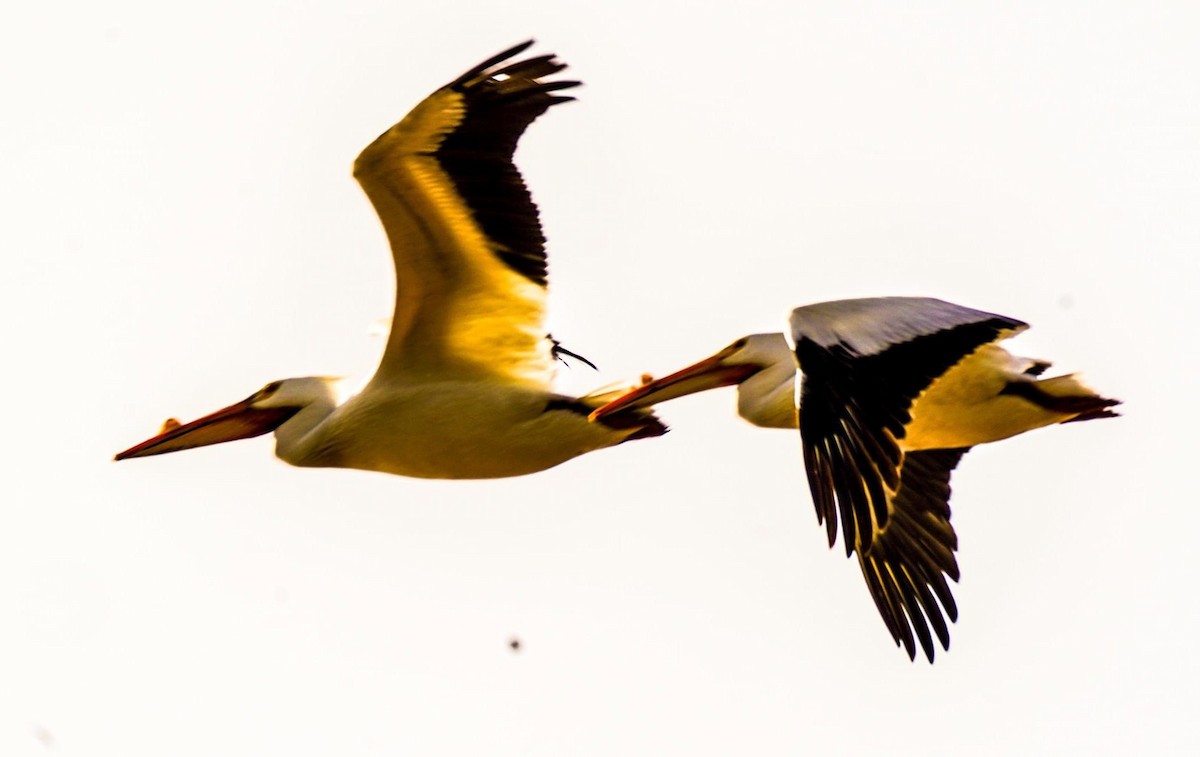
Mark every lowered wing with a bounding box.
[791,297,1026,661]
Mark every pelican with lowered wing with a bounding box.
[592,296,1120,661]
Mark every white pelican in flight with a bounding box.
[116,41,667,478]
[592,296,1120,661]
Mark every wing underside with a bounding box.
[353,41,581,387]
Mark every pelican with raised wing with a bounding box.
[592,296,1120,661]
[115,42,665,478]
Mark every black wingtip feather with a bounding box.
[434,42,580,288]
[542,80,583,93]
[451,40,536,87]
[839,449,969,662]
[860,559,906,649]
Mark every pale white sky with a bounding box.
[3,1,1197,755]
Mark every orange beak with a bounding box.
[589,353,758,421]
[115,397,299,460]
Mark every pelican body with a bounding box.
[116,42,664,478]
[593,296,1120,661]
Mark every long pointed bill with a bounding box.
[588,354,758,421]
[115,398,299,460]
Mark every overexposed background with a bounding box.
[3,1,1196,754]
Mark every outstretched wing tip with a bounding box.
[451,39,539,87]
[359,41,581,386]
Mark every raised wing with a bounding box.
[790,297,1026,661]
[353,41,581,388]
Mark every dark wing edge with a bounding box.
[793,304,1023,661]
[796,316,1022,556]
[857,448,968,662]
[545,395,668,442]
[436,41,582,287]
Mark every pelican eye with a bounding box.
[731,337,749,351]
[258,381,283,399]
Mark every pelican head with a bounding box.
[591,333,798,429]
[115,376,346,462]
